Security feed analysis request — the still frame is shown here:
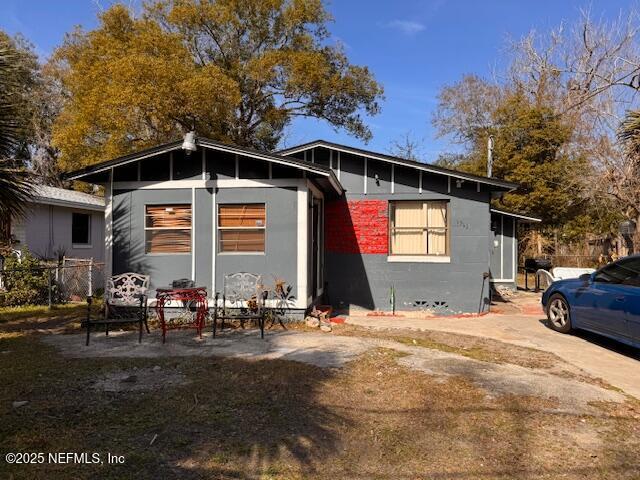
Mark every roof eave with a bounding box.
[490,208,541,223]
[31,197,105,212]
[279,140,518,192]
[63,138,335,183]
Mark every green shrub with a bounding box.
[0,250,50,307]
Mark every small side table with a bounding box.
[155,287,208,343]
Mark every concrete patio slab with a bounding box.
[42,328,626,412]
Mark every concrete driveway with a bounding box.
[346,304,640,399]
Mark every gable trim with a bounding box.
[279,140,517,191]
[64,138,344,194]
[490,209,541,223]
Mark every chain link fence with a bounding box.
[0,260,105,308]
[539,254,601,269]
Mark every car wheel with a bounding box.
[546,293,572,333]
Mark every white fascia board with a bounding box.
[280,141,515,190]
[490,209,542,223]
[31,198,104,212]
[112,178,308,190]
[68,142,334,183]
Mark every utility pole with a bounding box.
[487,135,494,177]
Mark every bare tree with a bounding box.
[432,74,503,147]
[505,8,640,231]
[388,131,426,162]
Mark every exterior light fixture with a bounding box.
[182,131,197,154]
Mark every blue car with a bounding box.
[541,255,640,348]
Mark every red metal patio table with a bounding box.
[155,287,208,343]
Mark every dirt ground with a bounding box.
[1,307,640,479]
[346,290,640,398]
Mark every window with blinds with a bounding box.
[145,205,192,254]
[390,201,448,256]
[218,204,266,253]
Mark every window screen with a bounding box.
[218,204,266,253]
[390,201,448,255]
[145,205,191,253]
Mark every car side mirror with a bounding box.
[579,273,592,283]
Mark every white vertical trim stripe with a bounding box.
[191,187,196,281]
[296,186,308,309]
[211,186,216,295]
[105,168,113,281]
[391,164,395,194]
[500,215,504,279]
[363,157,368,194]
[201,148,206,180]
[512,217,517,282]
[419,170,423,194]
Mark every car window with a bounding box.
[594,257,640,286]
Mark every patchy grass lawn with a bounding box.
[1,311,639,479]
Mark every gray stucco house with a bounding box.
[65,136,534,314]
[8,185,105,261]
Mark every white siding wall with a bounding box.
[16,204,105,261]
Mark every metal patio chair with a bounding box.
[84,272,150,345]
[212,273,266,339]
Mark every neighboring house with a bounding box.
[65,136,536,314]
[9,185,105,261]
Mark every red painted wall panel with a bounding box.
[325,200,388,254]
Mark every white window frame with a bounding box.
[71,212,92,248]
[217,203,267,255]
[388,200,450,263]
[144,204,192,255]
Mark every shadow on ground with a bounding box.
[538,318,640,361]
[2,310,640,479]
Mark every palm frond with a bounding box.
[0,45,32,219]
[0,45,20,158]
[0,159,33,218]
[618,110,640,154]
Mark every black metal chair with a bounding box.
[83,273,150,345]
[212,273,266,339]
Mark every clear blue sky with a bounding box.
[0,0,634,161]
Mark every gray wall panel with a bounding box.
[195,188,214,291]
[326,253,490,313]
[366,159,392,194]
[112,189,193,293]
[214,187,298,296]
[339,153,364,193]
[326,188,492,313]
[394,165,420,193]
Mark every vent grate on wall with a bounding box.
[410,300,449,310]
